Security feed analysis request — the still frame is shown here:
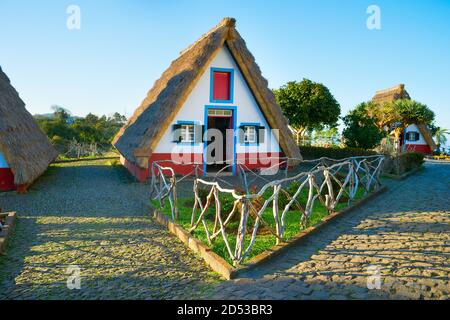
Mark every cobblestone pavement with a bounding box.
[205,162,450,300]
[0,160,220,300]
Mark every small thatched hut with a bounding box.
[113,17,301,181]
[372,84,437,154]
[0,66,58,192]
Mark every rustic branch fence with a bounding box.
[150,155,384,265]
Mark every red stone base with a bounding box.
[405,144,432,154]
[120,152,286,182]
[0,168,16,191]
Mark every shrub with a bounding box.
[299,146,377,160]
[384,152,424,175]
[400,152,424,172]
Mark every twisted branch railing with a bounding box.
[150,155,384,265]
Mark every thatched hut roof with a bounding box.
[372,84,410,105]
[372,84,437,150]
[0,66,58,186]
[113,17,301,168]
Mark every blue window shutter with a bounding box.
[257,126,266,144]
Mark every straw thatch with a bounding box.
[372,84,411,105]
[372,84,437,150]
[113,17,301,168]
[0,66,58,186]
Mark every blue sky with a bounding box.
[0,0,449,131]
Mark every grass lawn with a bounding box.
[152,185,367,265]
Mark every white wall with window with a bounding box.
[404,124,426,145]
[154,45,281,155]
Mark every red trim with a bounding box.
[236,152,285,170]
[121,154,204,182]
[405,144,432,154]
[0,168,16,191]
[121,152,286,181]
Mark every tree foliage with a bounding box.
[273,79,341,135]
[433,127,449,150]
[342,102,385,149]
[35,106,127,151]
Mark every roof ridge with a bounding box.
[374,83,405,95]
[179,17,236,56]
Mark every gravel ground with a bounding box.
[0,159,220,300]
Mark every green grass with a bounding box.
[152,186,367,265]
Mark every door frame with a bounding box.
[203,105,237,176]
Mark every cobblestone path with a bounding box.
[1,160,448,300]
[205,162,450,300]
[0,160,220,300]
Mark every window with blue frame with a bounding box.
[210,68,234,103]
[238,123,265,145]
[406,131,420,141]
[172,121,203,144]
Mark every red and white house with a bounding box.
[0,66,58,192]
[401,123,436,154]
[372,84,437,155]
[113,18,300,181]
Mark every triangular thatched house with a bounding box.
[0,66,58,192]
[372,84,437,154]
[113,17,301,181]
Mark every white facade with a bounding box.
[0,152,9,168]
[404,124,427,145]
[154,45,281,155]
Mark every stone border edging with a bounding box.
[382,166,423,180]
[152,186,387,280]
[0,212,17,254]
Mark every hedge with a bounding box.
[299,146,377,160]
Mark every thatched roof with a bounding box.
[372,84,437,150]
[0,66,58,186]
[372,84,410,105]
[416,123,437,151]
[113,17,301,168]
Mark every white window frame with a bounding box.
[244,126,257,144]
[406,131,419,141]
[180,124,195,143]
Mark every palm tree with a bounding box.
[434,128,450,152]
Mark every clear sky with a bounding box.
[0,0,449,131]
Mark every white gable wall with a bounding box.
[404,124,427,145]
[154,46,281,155]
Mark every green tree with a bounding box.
[342,102,385,149]
[364,99,435,152]
[273,79,341,143]
[51,105,71,123]
[434,127,449,152]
